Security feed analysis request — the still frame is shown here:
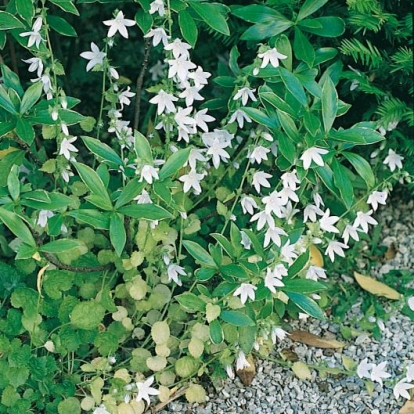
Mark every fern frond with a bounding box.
[376,97,408,125]
[348,14,384,33]
[346,0,381,14]
[390,47,413,74]
[339,38,383,68]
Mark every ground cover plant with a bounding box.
[0,0,413,413]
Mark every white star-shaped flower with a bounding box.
[193,109,215,132]
[342,224,360,245]
[37,210,54,228]
[188,66,211,87]
[236,350,250,371]
[229,109,251,129]
[281,169,300,190]
[258,47,288,68]
[248,146,270,164]
[306,266,326,281]
[303,204,323,223]
[179,169,204,194]
[118,87,135,110]
[271,327,288,343]
[300,147,329,170]
[206,138,230,169]
[103,11,135,38]
[136,376,160,405]
[22,57,43,77]
[240,196,257,215]
[252,171,272,193]
[164,38,191,59]
[20,16,43,48]
[319,208,340,233]
[168,57,196,82]
[393,378,414,400]
[59,136,78,160]
[383,149,403,172]
[367,191,388,211]
[250,210,274,231]
[264,226,286,248]
[233,87,257,106]
[149,89,178,115]
[80,42,106,71]
[167,263,186,286]
[357,358,373,379]
[149,0,165,17]
[406,364,414,381]
[280,241,298,265]
[144,27,170,47]
[325,240,348,262]
[353,210,378,233]
[264,266,286,293]
[139,165,159,184]
[370,361,391,386]
[179,85,204,107]
[233,283,257,304]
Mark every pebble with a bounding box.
[160,194,413,414]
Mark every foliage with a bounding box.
[0,0,412,412]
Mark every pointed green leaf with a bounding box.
[294,28,315,67]
[20,81,43,114]
[209,320,223,344]
[39,239,82,253]
[183,240,216,267]
[118,204,173,220]
[81,136,123,166]
[279,67,308,107]
[16,0,35,22]
[66,209,110,230]
[0,208,36,246]
[0,85,18,114]
[321,76,338,132]
[178,10,198,47]
[190,2,230,36]
[331,158,354,208]
[47,15,77,37]
[134,131,152,163]
[297,0,329,20]
[114,179,145,209]
[286,292,325,319]
[342,152,375,189]
[16,118,34,145]
[0,11,25,30]
[299,16,345,37]
[159,147,191,180]
[220,310,255,327]
[175,293,206,312]
[110,213,126,257]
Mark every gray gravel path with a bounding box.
[162,194,414,414]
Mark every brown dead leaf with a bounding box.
[291,361,312,380]
[289,330,345,349]
[236,354,256,386]
[309,244,323,267]
[384,242,397,261]
[279,347,299,362]
[354,271,400,300]
[399,400,414,414]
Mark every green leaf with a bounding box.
[321,76,337,132]
[241,107,278,130]
[297,0,329,20]
[278,135,296,165]
[209,320,223,344]
[135,8,153,34]
[0,121,16,138]
[16,118,34,145]
[134,131,152,163]
[220,310,255,327]
[331,158,354,208]
[21,191,75,210]
[58,397,81,414]
[0,11,25,30]
[47,15,77,37]
[279,67,308,107]
[195,267,216,281]
[0,85,18,114]
[182,240,216,267]
[20,81,43,114]
[159,147,191,180]
[81,136,123,167]
[283,279,326,294]
[110,213,126,257]
[238,325,257,354]
[70,301,106,330]
[287,251,310,278]
[286,292,325,319]
[175,292,206,312]
[0,208,35,246]
[259,90,295,117]
[210,233,234,258]
[299,17,345,37]
[10,287,38,314]
[293,28,315,67]
[221,264,249,280]
[48,0,79,15]
[114,179,145,208]
[277,111,300,142]
[190,2,230,36]
[39,239,82,253]
[16,0,34,22]
[7,165,20,201]
[231,5,283,23]
[43,270,74,299]
[1,64,24,97]
[241,19,293,41]
[66,209,110,230]
[342,152,375,189]
[315,165,340,198]
[178,10,198,47]
[118,204,173,220]
[73,163,112,209]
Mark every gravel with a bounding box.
[161,194,414,414]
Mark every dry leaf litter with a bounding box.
[161,194,414,414]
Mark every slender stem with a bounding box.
[133,38,151,130]
[97,43,109,140]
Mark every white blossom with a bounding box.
[149,89,178,115]
[258,47,288,68]
[93,405,111,414]
[357,358,373,379]
[383,149,404,172]
[233,87,257,106]
[300,147,329,170]
[59,137,78,160]
[164,38,191,59]
[306,266,327,281]
[103,11,135,38]
[264,226,286,248]
[80,42,106,71]
[393,378,414,400]
[248,146,270,164]
[319,209,340,233]
[342,224,360,245]
[179,85,204,107]
[188,66,211,87]
[136,376,160,405]
[206,138,231,169]
[250,210,274,231]
[139,165,159,184]
[144,28,170,47]
[264,266,285,293]
[20,16,43,48]
[193,109,215,132]
[233,283,257,304]
[367,191,388,211]
[271,327,288,343]
[167,264,186,286]
[281,169,300,190]
[236,350,250,371]
[370,361,391,386]
[118,87,135,110]
[252,171,272,193]
[325,240,348,262]
[37,210,54,228]
[22,57,43,77]
[303,204,323,223]
[353,210,378,233]
[168,57,196,82]
[280,241,298,264]
[240,196,257,215]
[229,109,251,129]
[149,0,165,16]
[179,169,204,194]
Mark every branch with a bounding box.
[42,252,110,273]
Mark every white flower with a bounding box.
[383,149,404,172]
[313,193,325,208]
[271,327,288,343]
[229,109,251,129]
[144,27,170,47]
[179,85,204,107]
[164,38,191,59]
[149,0,165,16]
[168,57,196,82]
[342,224,360,245]
[59,136,78,160]
[136,376,160,405]
[179,169,204,193]
[408,297,414,312]
[319,209,340,233]
[280,241,298,265]
[193,109,215,133]
[37,210,54,228]
[240,231,251,250]
[139,165,159,184]
[134,190,152,204]
[233,283,257,304]
[80,42,106,71]
[188,66,211,87]
[149,60,166,81]
[306,266,326,281]
[61,165,74,183]
[393,378,414,400]
[325,240,348,262]
[250,210,274,231]
[278,187,298,204]
[300,147,329,170]
[149,89,178,115]
[353,210,378,233]
[233,87,257,106]
[262,191,285,218]
[264,266,285,293]
[167,264,186,286]
[303,204,323,223]
[357,358,373,379]
[281,170,300,190]
[20,16,43,48]
[118,87,135,110]
[367,191,388,211]
[252,171,272,193]
[93,405,111,414]
[248,146,270,164]
[240,196,257,215]
[264,226,287,248]
[44,340,56,353]
[186,148,207,170]
[108,356,116,364]
[258,47,288,68]
[22,57,43,77]
[225,365,235,379]
[406,364,414,382]
[103,11,135,38]
[370,361,391,386]
[236,350,250,371]
[206,138,230,169]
